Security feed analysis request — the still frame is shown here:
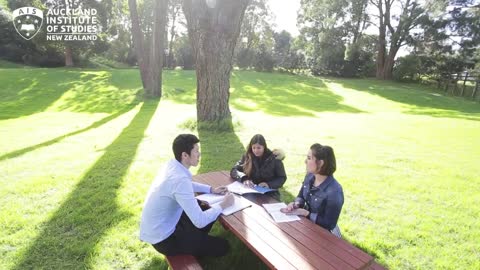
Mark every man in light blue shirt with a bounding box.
[140,134,234,256]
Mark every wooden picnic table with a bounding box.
[193,171,378,270]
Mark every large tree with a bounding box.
[344,0,371,74]
[298,0,350,75]
[235,0,273,69]
[273,30,292,68]
[370,0,425,79]
[149,0,168,97]
[128,0,151,91]
[298,0,375,77]
[128,0,168,97]
[400,0,480,76]
[183,0,250,123]
[166,0,183,68]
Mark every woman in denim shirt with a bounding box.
[281,143,344,238]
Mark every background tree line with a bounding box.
[1,0,478,81]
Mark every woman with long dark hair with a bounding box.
[230,134,287,189]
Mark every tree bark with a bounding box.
[375,0,422,79]
[128,0,152,92]
[183,0,250,122]
[65,46,74,67]
[383,52,396,80]
[149,0,168,98]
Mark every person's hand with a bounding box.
[258,182,269,188]
[219,193,234,209]
[285,208,309,217]
[211,186,228,195]
[280,202,296,213]
[243,180,255,188]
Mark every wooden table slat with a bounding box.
[279,222,365,269]
[296,218,373,264]
[236,208,335,269]
[281,221,370,268]
[223,214,299,270]
[166,255,203,270]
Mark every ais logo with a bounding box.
[12,7,43,40]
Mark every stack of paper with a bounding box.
[262,202,301,223]
[227,181,277,195]
[196,193,252,216]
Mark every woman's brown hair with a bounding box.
[310,143,336,176]
[243,134,269,177]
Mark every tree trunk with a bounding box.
[383,45,399,80]
[65,46,74,67]
[375,0,386,79]
[128,0,152,92]
[376,40,386,79]
[383,55,394,80]
[183,0,250,122]
[375,0,422,80]
[149,0,168,98]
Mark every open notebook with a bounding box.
[227,181,277,195]
[196,193,252,216]
[262,202,301,223]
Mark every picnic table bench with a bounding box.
[192,171,385,270]
[166,254,202,270]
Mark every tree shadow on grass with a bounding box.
[52,69,143,114]
[164,71,363,117]
[161,70,197,102]
[196,123,245,174]
[332,78,480,121]
[0,69,80,120]
[13,99,159,270]
[0,96,142,162]
[229,72,363,117]
[0,69,142,120]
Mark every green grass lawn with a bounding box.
[1,67,479,270]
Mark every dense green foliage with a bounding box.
[0,0,478,76]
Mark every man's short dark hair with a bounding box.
[172,134,200,162]
[310,143,336,176]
